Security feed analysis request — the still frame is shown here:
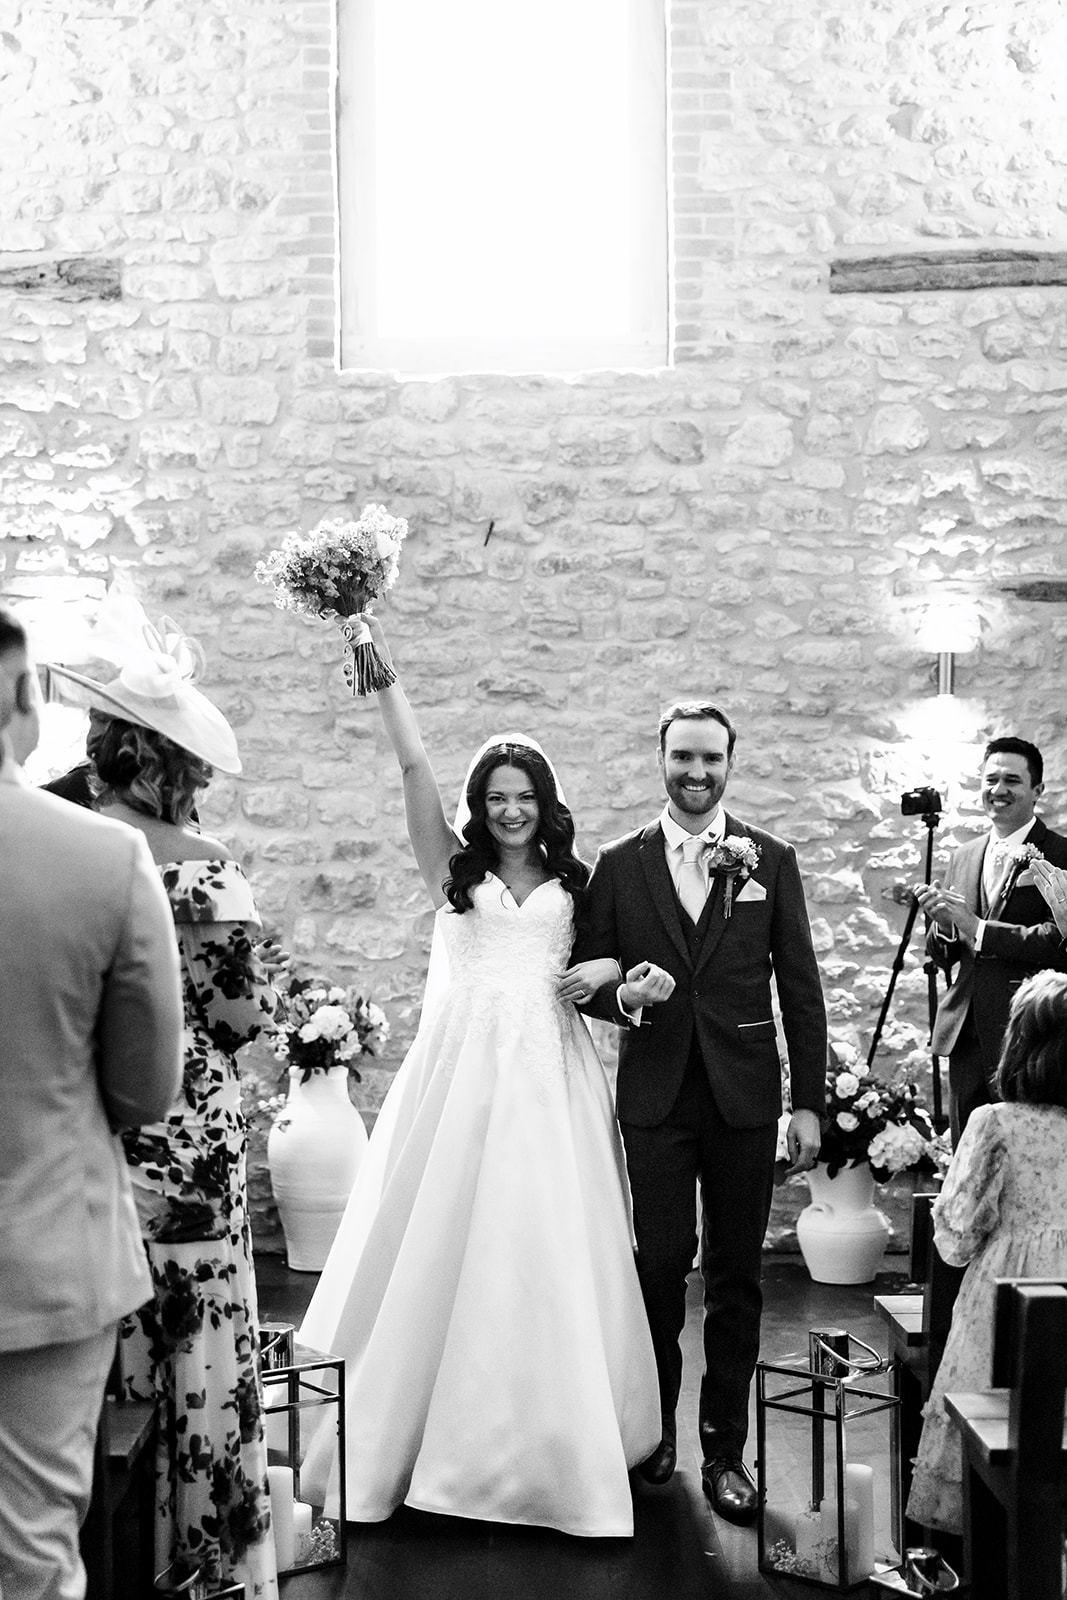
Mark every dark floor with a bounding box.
[256,1253,914,1600]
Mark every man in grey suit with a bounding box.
[0,606,183,1600]
[574,701,826,1523]
[916,735,1067,1145]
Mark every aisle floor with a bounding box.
[257,1254,913,1600]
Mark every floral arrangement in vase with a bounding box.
[778,1040,948,1183]
[274,971,390,1085]
[816,1041,945,1182]
[254,504,408,695]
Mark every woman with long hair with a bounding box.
[300,613,672,1538]
[50,613,280,1598]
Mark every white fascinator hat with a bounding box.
[47,592,241,775]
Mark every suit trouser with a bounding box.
[0,1327,116,1600]
[947,1010,994,1149]
[620,1053,777,1460]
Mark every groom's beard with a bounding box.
[663,774,727,819]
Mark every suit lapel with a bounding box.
[638,822,693,968]
[957,837,986,915]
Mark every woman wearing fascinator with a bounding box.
[299,612,674,1538]
[49,600,281,1599]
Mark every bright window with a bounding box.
[336,0,668,374]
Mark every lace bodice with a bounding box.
[440,874,575,994]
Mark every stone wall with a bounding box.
[2,1,1067,1251]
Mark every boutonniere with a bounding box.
[705,835,762,919]
[1008,841,1043,887]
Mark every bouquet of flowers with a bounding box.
[273,971,390,1086]
[705,835,761,919]
[816,1041,940,1181]
[254,504,408,695]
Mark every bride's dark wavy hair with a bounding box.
[444,742,589,914]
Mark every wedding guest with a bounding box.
[573,700,826,1522]
[907,968,1067,1535]
[0,606,183,1600]
[915,737,1067,1145]
[49,609,280,1598]
[300,613,672,1539]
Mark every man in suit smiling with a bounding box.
[576,702,826,1524]
[916,735,1067,1146]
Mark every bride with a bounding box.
[299,614,672,1538]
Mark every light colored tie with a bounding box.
[985,841,1008,905]
[677,836,709,924]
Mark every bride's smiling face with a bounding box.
[483,764,540,852]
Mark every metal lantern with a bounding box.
[757,1327,904,1592]
[259,1326,346,1577]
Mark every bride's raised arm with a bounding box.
[360,612,458,907]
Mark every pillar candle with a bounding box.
[843,1463,875,1579]
[292,1501,313,1564]
[824,1464,876,1581]
[267,1465,295,1571]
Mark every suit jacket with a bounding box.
[928,816,1067,1076]
[0,775,183,1352]
[574,813,828,1130]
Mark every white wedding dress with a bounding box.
[298,874,659,1538]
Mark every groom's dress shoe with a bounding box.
[701,1456,758,1525]
[636,1437,676,1485]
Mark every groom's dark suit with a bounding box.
[575,811,826,1460]
[929,815,1067,1141]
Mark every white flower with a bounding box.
[834,1071,860,1098]
[299,1004,353,1044]
[868,1122,928,1176]
[855,1089,882,1113]
[327,986,346,1002]
[836,1112,860,1132]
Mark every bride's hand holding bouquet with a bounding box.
[254,504,407,695]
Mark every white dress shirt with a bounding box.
[618,805,727,1023]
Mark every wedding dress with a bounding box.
[299,873,659,1538]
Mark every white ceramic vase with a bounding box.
[796,1160,891,1285]
[267,1066,369,1272]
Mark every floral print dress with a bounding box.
[117,860,279,1597]
[906,1100,1067,1533]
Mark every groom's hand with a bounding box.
[783,1109,822,1176]
[619,962,675,1010]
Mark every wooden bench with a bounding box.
[873,1192,965,1543]
[945,1280,1067,1600]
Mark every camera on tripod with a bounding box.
[901,786,942,818]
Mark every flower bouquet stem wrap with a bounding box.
[255,504,408,697]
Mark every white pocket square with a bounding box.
[734,879,766,903]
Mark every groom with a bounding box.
[576,701,826,1523]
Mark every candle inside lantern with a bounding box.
[292,1501,313,1564]
[824,1463,876,1581]
[267,1465,295,1570]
